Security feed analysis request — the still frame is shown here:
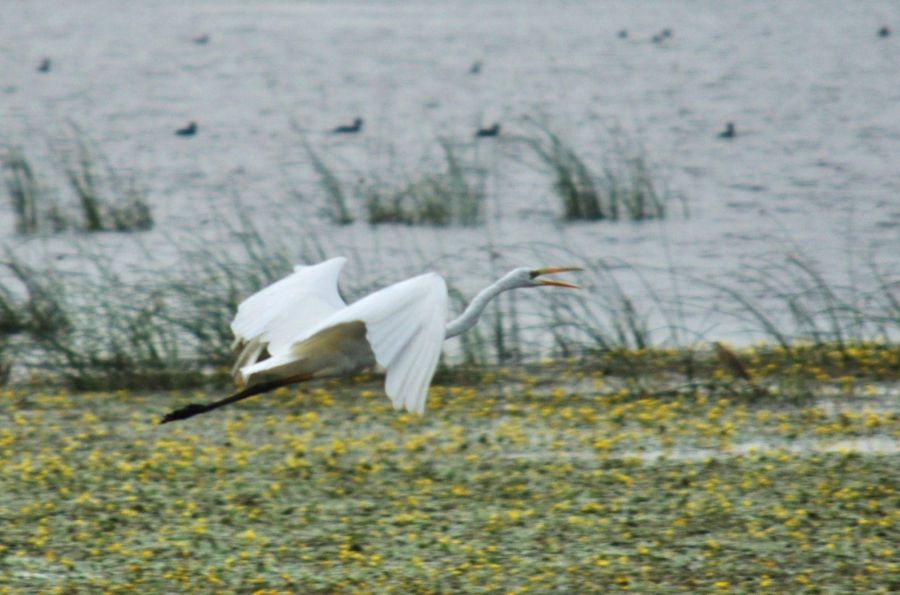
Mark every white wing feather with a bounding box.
[230,257,348,356]
[291,272,448,414]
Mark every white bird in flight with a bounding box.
[161,257,580,423]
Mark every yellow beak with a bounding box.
[530,266,583,289]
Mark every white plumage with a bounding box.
[232,258,446,414]
[160,258,579,424]
[231,257,348,356]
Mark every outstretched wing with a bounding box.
[230,257,349,374]
[300,272,448,414]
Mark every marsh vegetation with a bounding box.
[1,353,897,591]
[3,135,152,235]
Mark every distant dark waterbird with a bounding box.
[332,118,363,134]
[617,29,628,39]
[175,121,198,137]
[469,60,482,74]
[193,34,210,45]
[37,58,51,73]
[718,122,736,139]
[652,28,673,44]
[878,26,891,38]
[475,123,501,138]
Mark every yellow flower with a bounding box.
[451,485,470,497]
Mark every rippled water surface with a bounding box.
[2,0,899,343]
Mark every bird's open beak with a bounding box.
[529,266,582,288]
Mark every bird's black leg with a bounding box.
[159,374,313,424]
[160,403,213,424]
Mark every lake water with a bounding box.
[2,0,899,347]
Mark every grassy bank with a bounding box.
[1,352,897,592]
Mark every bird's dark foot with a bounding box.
[160,403,209,424]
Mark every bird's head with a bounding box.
[504,266,582,290]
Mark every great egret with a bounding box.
[161,258,580,423]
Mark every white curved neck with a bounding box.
[445,276,518,339]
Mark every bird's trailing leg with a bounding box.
[160,374,313,424]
